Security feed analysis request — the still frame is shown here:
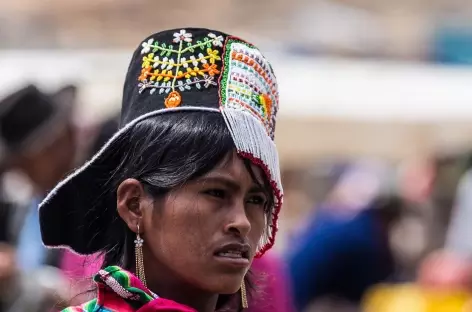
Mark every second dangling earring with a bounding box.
[134,224,147,287]
[241,279,248,309]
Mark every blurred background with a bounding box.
[2,0,472,311]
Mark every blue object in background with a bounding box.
[287,206,394,311]
[432,25,472,65]
[17,198,47,271]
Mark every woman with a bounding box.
[60,116,294,312]
[38,28,282,312]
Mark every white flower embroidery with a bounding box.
[181,57,188,68]
[198,53,207,64]
[189,55,199,67]
[141,38,154,54]
[208,33,223,47]
[173,30,192,43]
[203,75,217,88]
[152,55,160,68]
[167,58,175,70]
[161,57,169,69]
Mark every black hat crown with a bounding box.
[121,28,278,139]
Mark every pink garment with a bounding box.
[249,252,295,312]
[138,298,197,312]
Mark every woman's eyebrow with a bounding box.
[197,175,240,191]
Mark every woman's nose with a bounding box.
[224,201,251,237]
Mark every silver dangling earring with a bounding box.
[134,224,147,287]
[241,279,248,309]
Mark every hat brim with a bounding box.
[39,107,220,255]
[39,106,283,257]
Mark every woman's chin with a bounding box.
[200,276,245,295]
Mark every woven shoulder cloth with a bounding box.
[62,266,197,312]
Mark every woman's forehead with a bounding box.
[206,151,265,185]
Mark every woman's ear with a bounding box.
[117,178,147,233]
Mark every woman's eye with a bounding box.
[247,195,267,206]
[204,189,226,198]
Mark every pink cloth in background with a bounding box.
[249,252,295,312]
[60,250,103,305]
[61,250,102,280]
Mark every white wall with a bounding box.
[2,50,472,125]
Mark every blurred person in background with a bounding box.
[0,84,78,272]
[0,84,78,311]
[0,200,19,312]
[287,162,399,311]
[362,157,472,312]
[417,163,472,292]
[393,157,438,282]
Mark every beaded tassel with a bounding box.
[134,225,147,287]
[241,280,248,309]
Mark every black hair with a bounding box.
[83,111,272,311]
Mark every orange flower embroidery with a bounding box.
[203,63,220,76]
[165,91,182,108]
[139,66,152,81]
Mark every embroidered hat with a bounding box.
[0,84,75,163]
[39,28,282,257]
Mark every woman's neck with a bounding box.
[147,278,219,312]
[131,250,220,311]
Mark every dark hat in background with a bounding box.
[39,28,282,257]
[0,84,76,162]
[89,114,120,157]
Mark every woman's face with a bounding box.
[119,151,269,295]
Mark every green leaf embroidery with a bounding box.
[196,40,205,51]
[152,41,160,53]
[165,44,173,57]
